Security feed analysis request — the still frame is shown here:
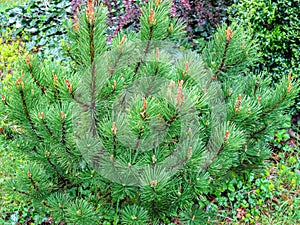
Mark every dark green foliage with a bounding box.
[229,0,300,112]
[173,0,233,46]
[1,0,299,224]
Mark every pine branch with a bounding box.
[42,119,54,137]
[133,25,154,77]
[212,27,233,80]
[19,88,42,141]
[61,119,71,154]
[16,189,30,196]
[52,88,62,106]
[213,39,230,79]
[133,128,143,156]
[71,92,91,108]
[204,130,230,171]
[88,21,96,110]
[28,174,40,193]
[100,51,124,100]
[109,52,123,78]
[169,158,188,170]
[87,19,98,137]
[66,44,82,66]
[251,124,268,138]
[46,157,69,186]
[259,93,287,119]
[27,64,47,94]
[113,133,117,156]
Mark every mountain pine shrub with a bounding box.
[229,0,300,113]
[1,0,299,224]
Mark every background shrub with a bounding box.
[71,0,233,46]
[0,30,27,87]
[229,0,300,112]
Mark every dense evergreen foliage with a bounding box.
[1,0,299,224]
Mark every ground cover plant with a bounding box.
[0,0,299,224]
[0,0,72,61]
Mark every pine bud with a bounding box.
[27,171,32,178]
[60,111,66,119]
[77,209,82,215]
[109,67,114,74]
[148,9,155,25]
[58,203,63,208]
[39,112,45,120]
[244,145,247,152]
[25,54,30,65]
[238,94,242,101]
[235,94,242,112]
[288,72,292,82]
[112,122,117,135]
[150,180,158,187]
[131,216,137,220]
[152,155,157,164]
[140,98,147,118]
[53,71,58,87]
[202,86,207,94]
[128,162,132,168]
[185,61,189,73]
[86,0,94,23]
[65,79,72,93]
[110,154,114,164]
[21,70,24,77]
[288,83,292,93]
[257,94,261,104]
[16,77,22,87]
[112,80,117,90]
[1,94,5,104]
[155,0,161,6]
[187,146,192,160]
[224,130,229,141]
[175,80,184,108]
[73,15,79,31]
[226,27,233,42]
[45,150,51,157]
[228,88,233,96]
[118,35,126,49]
[156,48,159,60]
[168,23,173,33]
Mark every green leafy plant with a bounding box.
[0,30,28,88]
[1,0,299,224]
[213,144,300,224]
[0,0,71,61]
